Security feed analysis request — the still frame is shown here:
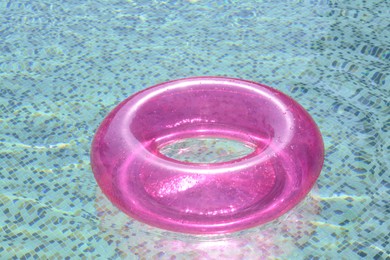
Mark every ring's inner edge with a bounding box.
[130,81,290,168]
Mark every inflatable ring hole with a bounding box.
[157,136,257,164]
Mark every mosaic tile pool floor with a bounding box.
[0,0,389,259]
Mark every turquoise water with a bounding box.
[0,0,388,259]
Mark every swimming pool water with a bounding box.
[0,0,388,259]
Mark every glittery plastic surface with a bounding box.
[91,77,324,234]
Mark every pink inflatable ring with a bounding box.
[91,76,324,234]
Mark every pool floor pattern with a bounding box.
[0,0,389,259]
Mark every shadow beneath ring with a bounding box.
[94,186,320,259]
